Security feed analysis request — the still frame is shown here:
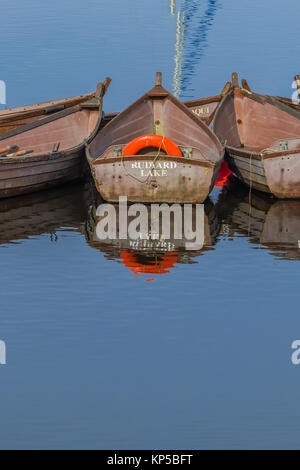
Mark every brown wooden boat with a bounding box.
[86,73,224,204]
[240,75,300,112]
[0,78,110,199]
[0,90,101,134]
[213,73,300,199]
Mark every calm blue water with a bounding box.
[1,0,300,450]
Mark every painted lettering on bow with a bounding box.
[131,161,177,177]
[192,106,210,116]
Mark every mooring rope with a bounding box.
[247,151,255,237]
[248,148,268,239]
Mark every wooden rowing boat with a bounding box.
[86,73,224,204]
[0,79,110,199]
[241,75,300,112]
[0,90,100,134]
[212,73,300,199]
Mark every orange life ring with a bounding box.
[122,134,182,157]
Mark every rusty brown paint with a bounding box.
[213,84,300,198]
[0,79,111,135]
[0,80,110,198]
[87,75,224,204]
[0,91,95,133]
[231,72,239,88]
[241,78,251,92]
[92,157,215,203]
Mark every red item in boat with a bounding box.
[215,160,231,187]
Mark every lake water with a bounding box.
[1,0,300,450]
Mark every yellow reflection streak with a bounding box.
[170,0,176,15]
[173,10,186,99]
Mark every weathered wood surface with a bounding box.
[0,80,110,198]
[0,91,97,134]
[213,74,300,198]
[87,75,224,203]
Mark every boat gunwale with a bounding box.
[0,106,81,142]
[0,92,95,122]
[226,145,300,160]
[184,94,222,107]
[0,84,108,164]
[91,154,215,168]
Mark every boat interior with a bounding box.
[0,94,95,134]
[89,86,223,164]
[0,107,99,157]
[213,88,300,153]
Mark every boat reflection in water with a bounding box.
[216,177,300,261]
[0,182,87,246]
[84,191,221,280]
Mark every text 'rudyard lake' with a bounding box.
[131,161,177,177]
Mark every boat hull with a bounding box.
[212,76,300,199]
[226,148,269,194]
[263,151,300,198]
[226,147,300,198]
[91,155,218,203]
[87,75,224,204]
[0,80,111,199]
[0,150,85,198]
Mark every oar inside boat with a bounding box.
[0,145,18,156]
[6,149,34,158]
